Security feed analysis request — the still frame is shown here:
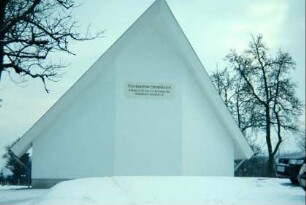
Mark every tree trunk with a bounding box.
[267,155,275,177]
[0,0,7,79]
[265,105,275,177]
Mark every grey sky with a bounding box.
[0,0,305,167]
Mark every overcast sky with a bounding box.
[0,0,305,167]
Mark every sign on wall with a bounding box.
[124,82,175,99]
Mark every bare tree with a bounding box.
[225,35,303,176]
[210,68,233,107]
[211,68,266,176]
[211,68,258,133]
[0,0,102,92]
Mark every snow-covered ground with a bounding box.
[0,177,305,205]
[0,186,46,205]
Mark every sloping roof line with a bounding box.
[11,0,253,159]
[156,0,253,159]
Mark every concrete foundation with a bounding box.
[32,178,72,188]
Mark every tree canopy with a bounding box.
[2,139,31,185]
[211,35,303,176]
[0,0,102,92]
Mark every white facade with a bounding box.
[11,0,252,187]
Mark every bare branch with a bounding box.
[0,0,103,92]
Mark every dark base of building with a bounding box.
[32,178,72,188]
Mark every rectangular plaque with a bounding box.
[124,82,175,99]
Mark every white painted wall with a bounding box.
[112,12,234,176]
[114,14,183,175]
[182,67,234,176]
[31,1,235,179]
[32,63,116,179]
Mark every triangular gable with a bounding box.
[11,0,253,159]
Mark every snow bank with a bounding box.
[27,177,305,205]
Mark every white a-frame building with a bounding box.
[11,0,253,188]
